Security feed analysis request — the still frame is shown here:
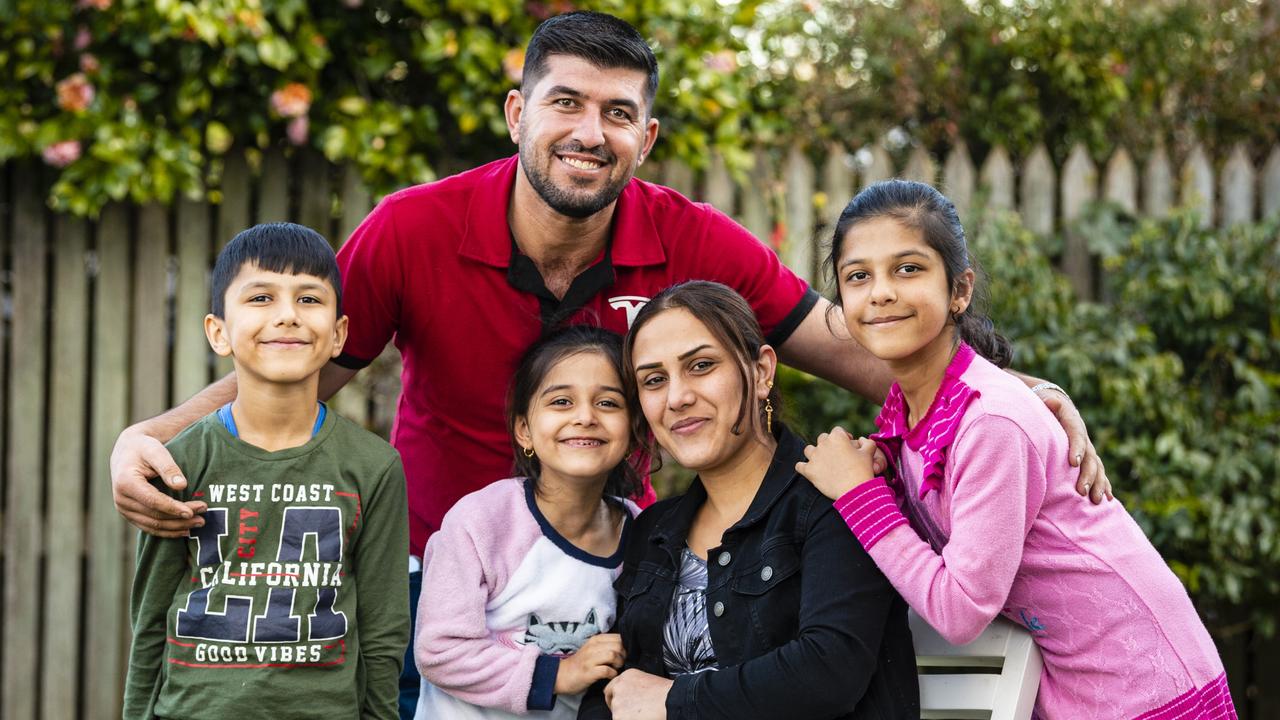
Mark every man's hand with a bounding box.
[1037,388,1112,503]
[554,633,626,695]
[604,668,672,720]
[796,427,878,500]
[110,425,206,537]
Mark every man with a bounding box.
[112,11,1108,718]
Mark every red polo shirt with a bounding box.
[336,155,817,556]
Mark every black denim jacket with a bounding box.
[578,426,919,720]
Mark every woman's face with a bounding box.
[630,307,773,474]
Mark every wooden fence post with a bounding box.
[1061,143,1098,297]
[784,143,816,283]
[42,214,90,720]
[86,203,132,720]
[943,142,975,221]
[662,159,696,199]
[980,145,1015,212]
[1263,145,1280,219]
[216,154,253,377]
[740,148,773,244]
[703,150,735,215]
[902,146,936,185]
[1103,147,1138,215]
[331,164,374,427]
[4,165,47,720]
[1144,144,1174,218]
[1181,143,1214,228]
[861,144,894,188]
[822,144,854,249]
[1220,143,1256,226]
[258,149,291,222]
[174,196,212,402]
[1020,144,1056,235]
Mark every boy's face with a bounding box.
[204,264,348,386]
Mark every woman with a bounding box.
[578,281,918,720]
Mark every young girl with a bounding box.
[797,180,1235,719]
[413,325,642,719]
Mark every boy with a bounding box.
[124,223,409,719]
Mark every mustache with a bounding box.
[552,141,613,164]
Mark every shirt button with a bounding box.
[761,566,773,581]
[718,552,731,566]
[713,601,725,617]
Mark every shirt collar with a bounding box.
[871,343,981,499]
[457,155,666,268]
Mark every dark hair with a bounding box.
[507,325,644,500]
[826,180,1014,368]
[211,222,342,318]
[522,11,659,113]
[623,280,781,438]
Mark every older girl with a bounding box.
[798,180,1233,719]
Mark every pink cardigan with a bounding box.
[836,344,1234,719]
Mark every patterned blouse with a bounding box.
[662,547,719,676]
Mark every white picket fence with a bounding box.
[643,141,1280,298]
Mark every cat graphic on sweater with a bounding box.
[521,609,601,655]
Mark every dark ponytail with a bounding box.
[826,179,1014,368]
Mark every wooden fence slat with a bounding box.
[132,204,171,422]
[942,142,975,220]
[1104,147,1138,214]
[330,165,374,427]
[1144,145,1174,218]
[1181,143,1214,228]
[1220,143,1255,226]
[174,197,211,402]
[661,159,696,199]
[980,145,1015,212]
[783,144,816,283]
[861,144,894,188]
[1020,144,1056,235]
[297,150,332,238]
[740,148,773,244]
[1263,145,1280,220]
[85,204,132,720]
[703,151,735,215]
[822,144,854,233]
[1061,143,1098,297]
[635,157,663,183]
[257,149,290,223]
[902,146,936,185]
[4,164,47,720]
[216,154,253,378]
[42,215,90,720]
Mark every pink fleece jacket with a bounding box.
[837,344,1234,720]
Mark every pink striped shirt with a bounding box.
[836,344,1234,719]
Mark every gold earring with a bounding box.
[522,446,535,459]
[764,398,774,434]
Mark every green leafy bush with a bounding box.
[779,210,1280,632]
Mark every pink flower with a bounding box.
[342,0,363,7]
[42,140,82,168]
[502,48,525,84]
[56,73,95,113]
[286,116,309,146]
[74,26,92,51]
[705,50,736,74]
[77,0,112,9]
[80,53,100,74]
[270,83,312,118]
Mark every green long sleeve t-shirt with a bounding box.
[124,409,410,720]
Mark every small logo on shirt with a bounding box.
[1018,609,1047,635]
[608,295,649,328]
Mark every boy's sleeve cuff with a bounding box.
[527,654,560,711]
[834,478,908,551]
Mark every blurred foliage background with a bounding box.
[2,0,1276,214]
[2,0,1277,633]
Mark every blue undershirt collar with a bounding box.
[217,402,327,439]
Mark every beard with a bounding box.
[519,139,632,219]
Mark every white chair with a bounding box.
[910,610,1043,720]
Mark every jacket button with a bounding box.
[760,565,773,581]
[713,601,725,617]
[717,552,731,566]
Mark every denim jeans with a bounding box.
[399,570,422,720]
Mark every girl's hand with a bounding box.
[795,427,878,500]
[604,668,672,720]
[554,633,626,695]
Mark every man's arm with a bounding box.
[777,297,1110,501]
[110,362,359,537]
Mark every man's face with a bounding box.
[506,54,660,219]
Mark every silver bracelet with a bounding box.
[1030,381,1068,397]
